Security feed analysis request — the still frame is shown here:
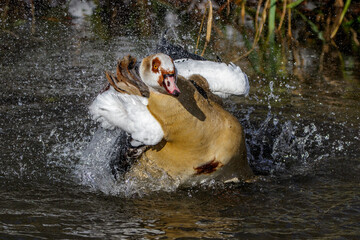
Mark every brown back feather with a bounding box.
[187,74,223,106]
[106,55,150,97]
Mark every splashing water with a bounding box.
[47,127,181,197]
[1,9,359,238]
[46,79,347,196]
[72,128,180,197]
[239,81,338,177]
[40,64,356,200]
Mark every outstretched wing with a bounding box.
[90,55,162,146]
[174,59,250,98]
[89,88,164,146]
[106,55,150,97]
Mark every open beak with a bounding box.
[163,74,181,97]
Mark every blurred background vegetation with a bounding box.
[1,0,359,81]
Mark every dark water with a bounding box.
[1,11,360,240]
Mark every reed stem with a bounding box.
[287,4,292,37]
[241,0,246,24]
[195,7,207,54]
[330,0,352,39]
[227,0,231,16]
[233,0,270,61]
[1,0,10,23]
[30,0,36,34]
[268,0,276,42]
[278,0,287,31]
[201,0,213,56]
[255,0,263,34]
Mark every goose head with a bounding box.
[139,53,181,96]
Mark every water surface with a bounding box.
[0,13,359,239]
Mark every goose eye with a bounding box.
[152,58,161,72]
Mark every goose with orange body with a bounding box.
[89,53,254,185]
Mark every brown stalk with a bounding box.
[217,0,232,15]
[324,14,331,42]
[255,0,270,43]
[292,49,305,82]
[287,6,292,38]
[2,29,19,38]
[201,0,213,56]
[195,6,207,54]
[241,0,246,24]
[277,0,287,31]
[255,0,263,33]
[319,44,329,72]
[1,0,10,22]
[30,0,36,34]
[233,0,270,61]
[349,28,359,46]
[227,0,231,16]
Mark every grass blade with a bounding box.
[330,0,352,39]
[297,10,324,41]
[287,0,304,9]
[268,0,276,42]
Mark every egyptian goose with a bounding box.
[89,53,254,185]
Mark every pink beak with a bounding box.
[163,74,181,97]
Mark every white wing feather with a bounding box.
[174,59,250,98]
[89,88,164,146]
